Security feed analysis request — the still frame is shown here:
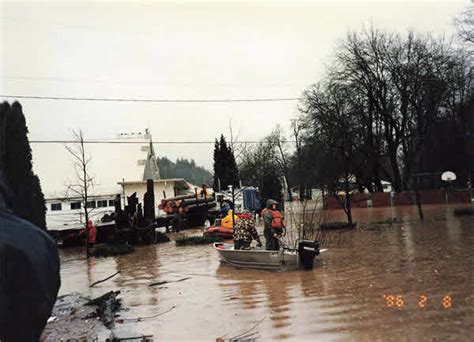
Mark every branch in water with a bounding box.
[116,305,177,323]
[90,271,120,288]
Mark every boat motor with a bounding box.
[297,240,320,269]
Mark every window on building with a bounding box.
[86,201,96,208]
[97,200,108,208]
[108,200,115,207]
[51,203,62,211]
[70,201,81,210]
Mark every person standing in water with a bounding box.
[262,199,285,250]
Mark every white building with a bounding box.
[45,193,117,231]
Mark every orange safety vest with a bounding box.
[262,208,284,229]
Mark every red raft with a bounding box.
[204,226,233,240]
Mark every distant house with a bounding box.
[118,178,195,207]
[45,130,198,231]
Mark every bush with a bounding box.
[320,222,357,230]
[91,244,135,257]
[453,208,474,216]
[175,236,222,246]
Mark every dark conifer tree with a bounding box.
[0,101,47,229]
[213,139,221,191]
[213,134,240,190]
[225,144,240,188]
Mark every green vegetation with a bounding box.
[157,157,212,186]
[453,208,474,217]
[213,134,240,191]
[91,244,135,257]
[239,137,283,204]
[175,236,222,246]
[320,222,357,230]
[374,217,399,225]
[0,101,47,229]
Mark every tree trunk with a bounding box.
[388,145,402,192]
[344,177,353,225]
[345,192,353,225]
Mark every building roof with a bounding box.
[118,178,186,185]
[142,138,161,181]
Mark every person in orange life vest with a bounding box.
[262,199,284,250]
[80,219,97,244]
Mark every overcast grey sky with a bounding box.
[0,0,470,196]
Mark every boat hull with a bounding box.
[213,243,300,270]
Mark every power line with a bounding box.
[30,140,297,144]
[0,94,300,103]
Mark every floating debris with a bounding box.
[116,305,177,323]
[90,271,120,288]
[86,291,122,329]
[42,293,109,340]
[149,278,190,287]
[107,335,153,342]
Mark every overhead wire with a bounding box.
[29,140,297,144]
[0,94,301,103]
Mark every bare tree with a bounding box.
[285,192,328,247]
[455,6,474,45]
[267,125,293,200]
[228,118,248,164]
[291,118,306,200]
[64,130,95,253]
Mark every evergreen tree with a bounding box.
[0,101,47,229]
[213,138,221,191]
[213,134,240,191]
[157,156,213,185]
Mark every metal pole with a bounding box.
[231,185,235,228]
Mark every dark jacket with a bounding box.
[0,172,60,341]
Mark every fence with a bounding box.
[324,189,473,209]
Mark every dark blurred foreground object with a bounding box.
[1,119,60,339]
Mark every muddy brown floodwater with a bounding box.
[51,204,473,341]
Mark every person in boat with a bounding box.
[262,199,285,251]
[221,209,239,229]
[233,210,262,250]
[219,201,231,218]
